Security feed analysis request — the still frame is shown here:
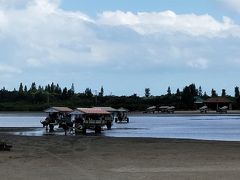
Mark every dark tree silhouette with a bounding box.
[211,89,218,97]
[145,88,150,97]
[167,86,171,95]
[85,88,93,97]
[99,86,104,97]
[0,82,239,111]
[235,86,239,98]
[221,89,226,97]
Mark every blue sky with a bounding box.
[61,0,214,15]
[61,0,240,22]
[0,0,240,96]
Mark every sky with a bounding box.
[0,0,240,96]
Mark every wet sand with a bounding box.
[1,132,240,180]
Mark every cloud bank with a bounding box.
[0,0,239,94]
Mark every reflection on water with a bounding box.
[13,128,68,136]
[1,113,240,141]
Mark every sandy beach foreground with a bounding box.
[1,134,240,180]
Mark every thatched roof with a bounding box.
[159,106,175,109]
[199,105,208,110]
[76,108,110,115]
[44,107,73,113]
[94,107,118,112]
[147,106,156,110]
[117,107,129,112]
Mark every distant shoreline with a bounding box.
[0,110,240,116]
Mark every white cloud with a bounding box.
[0,64,22,74]
[0,0,29,9]
[0,11,7,30]
[98,10,239,37]
[26,0,60,14]
[26,58,43,67]
[0,0,240,92]
[187,58,209,69]
[219,0,240,13]
[2,0,97,68]
[98,11,139,26]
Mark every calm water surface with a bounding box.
[0,112,44,127]
[108,116,240,141]
[1,113,240,141]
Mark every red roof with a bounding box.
[204,97,232,103]
[76,108,110,115]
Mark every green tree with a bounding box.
[85,88,93,97]
[62,87,68,99]
[181,84,197,109]
[235,86,239,98]
[145,88,150,97]
[35,91,46,103]
[18,83,24,97]
[67,89,74,97]
[29,82,37,93]
[99,86,104,97]
[24,85,28,93]
[50,82,55,93]
[176,88,181,96]
[221,89,226,97]
[198,86,203,96]
[70,83,75,94]
[55,84,62,94]
[67,83,75,97]
[167,86,171,95]
[182,86,192,108]
[45,84,51,92]
[189,84,198,97]
[38,85,43,91]
[203,91,208,99]
[211,89,217,97]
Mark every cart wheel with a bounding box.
[49,124,54,132]
[106,121,112,130]
[82,127,86,135]
[95,126,101,134]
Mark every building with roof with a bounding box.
[194,96,205,109]
[204,97,232,110]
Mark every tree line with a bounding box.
[0,82,240,111]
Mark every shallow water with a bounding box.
[107,116,240,141]
[0,113,44,127]
[1,113,240,141]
